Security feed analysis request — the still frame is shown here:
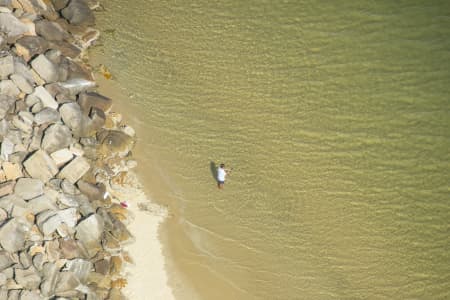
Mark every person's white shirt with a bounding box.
[217,167,226,182]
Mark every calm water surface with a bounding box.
[92,1,450,299]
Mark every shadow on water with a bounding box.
[210,161,217,181]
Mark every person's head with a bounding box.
[220,163,225,168]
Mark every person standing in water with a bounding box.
[217,163,231,189]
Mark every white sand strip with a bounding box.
[107,172,175,300]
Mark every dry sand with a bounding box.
[107,172,175,300]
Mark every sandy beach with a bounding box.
[106,172,175,300]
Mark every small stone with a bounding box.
[34,107,60,125]
[50,148,73,167]
[58,156,90,184]
[0,137,14,160]
[54,271,81,297]
[28,194,57,214]
[10,74,33,94]
[2,161,22,180]
[23,149,59,182]
[0,251,14,271]
[14,178,44,200]
[31,54,59,83]
[65,258,92,283]
[42,123,72,153]
[14,35,49,62]
[32,86,58,109]
[0,55,14,79]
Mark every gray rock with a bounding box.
[15,267,41,290]
[65,258,92,283]
[61,0,95,26]
[28,126,44,152]
[58,156,90,184]
[78,92,112,114]
[0,251,14,271]
[35,19,69,41]
[14,35,49,62]
[19,290,42,300]
[28,194,57,214]
[97,130,134,157]
[0,218,31,252]
[76,180,104,201]
[0,181,15,197]
[10,74,33,94]
[0,80,20,97]
[14,178,44,200]
[0,0,12,8]
[0,12,29,42]
[34,107,60,125]
[0,94,14,119]
[59,102,90,136]
[49,40,82,59]
[0,55,13,79]
[50,148,73,167]
[75,213,104,257]
[61,179,79,195]
[31,54,59,83]
[36,207,77,236]
[53,0,69,11]
[40,262,59,297]
[32,86,58,109]
[12,115,32,134]
[8,289,20,299]
[54,271,81,297]
[42,123,72,154]
[19,251,32,269]
[57,78,95,96]
[0,137,14,160]
[13,57,35,85]
[23,149,59,182]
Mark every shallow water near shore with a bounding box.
[92,1,450,299]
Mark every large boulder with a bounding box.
[34,107,60,125]
[15,267,41,290]
[42,123,72,153]
[75,213,104,257]
[14,178,44,200]
[10,74,33,94]
[31,54,59,83]
[23,150,59,182]
[0,95,14,119]
[58,156,90,184]
[57,78,95,96]
[0,218,31,252]
[35,19,70,41]
[14,36,49,62]
[0,12,29,42]
[61,0,95,26]
[0,55,14,80]
[77,92,112,114]
[32,86,58,109]
[97,130,134,157]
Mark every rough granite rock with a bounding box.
[42,123,72,153]
[35,19,70,41]
[78,92,112,114]
[0,12,29,42]
[61,0,95,26]
[30,54,59,83]
[14,178,44,200]
[58,156,90,184]
[32,86,58,109]
[23,149,59,182]
[0,218,31,252]
[0,55,14,80]
[34,107,60,125]
[10,74,33,94]
[14,35,49,62]
[15,266,41,290]
[75,213,104,257]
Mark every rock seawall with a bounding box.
[0,1,137,299]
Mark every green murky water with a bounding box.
[92,1,450,299]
